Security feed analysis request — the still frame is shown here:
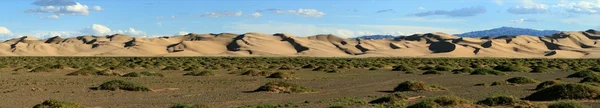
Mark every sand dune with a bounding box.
[3,29,600,58]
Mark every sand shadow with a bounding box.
[377,90,396,93]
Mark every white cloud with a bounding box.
[201,11,243,17]
[79,24,146,36]
[412,6,486,17]
[0,26,12,35]
[116,28,147,36]
[510,18,538,24]
[250,12,262,18]
[225,22,460,37]
[257,8,325,18]
[507,4,549,14]
[91,6,103,11]
[555,0,600,14]
[177,31,190,35]
[80,24,112,35]
[418,7,426,10]
[26,0,102,19]
[42,15,60,19]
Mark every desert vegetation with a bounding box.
[3,57,600,107]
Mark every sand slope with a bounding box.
[4,30,600,58]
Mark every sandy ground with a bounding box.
[1,68,599,108]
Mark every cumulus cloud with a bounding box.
[256,8,325,18]
[418,7,426,10]
[250,12,262,18]
[412,6,486,17]
[555,0,600,14]
[177,31,190,35]
[507,4,549,14]
[510,18,538,24]
[0,26,12,38]
[42,15,60,19]
[226,22,460,37]
[201,11,242,17]
[375,9,394,13]
[26,0,103,19]
[80,24,146,36]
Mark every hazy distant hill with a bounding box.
[456,27,561,37]
[353,35,398,40]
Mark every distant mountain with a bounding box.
[456,27,561,37]
[353,35,398,40]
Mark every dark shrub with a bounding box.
[567,70,597,78]
[33,99,84,108]
[163,66,181,70]
[535,80,560,90]
[170,103,211,108]
[241,69,272,76]
[452,67,474,74]
[422,70,442,75]
[493,65,527,72]
[122,71,163,77]
[392,64,416,72]
[476,96,521,106]
[434,65,453,71]
[369,93,407,108]
[266,72,295,79]
[184,71,215,76]
[506,77,538,84]
[407,96,472,108]
[470,68,506,75]
[491,81,509,86]
[525,83,600,101]
[254,81,313,93]
[530,66,549,73]
[97,80,151,91]
[589,65,600,72]
[393,81,446,92]
[580,75,600,83]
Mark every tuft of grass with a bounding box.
[393,81,446,92]
[241,69,272,76]
[530,66,550,73]
[525,83,600,101]
[407,96,472,108]
[422,70,442,75]
[493,65,528,72]
[254,81,314,93]
[535,80,561,90]
[580,75,600,83]
[369,93,408,108]
[67,67,121,76]
[33,99,84,108]
[476,96,521,106]
[266,72,296,79]
[163,66,181,70]
[392,64,417,72]
[184,71,215,76]
[452,67,474,74]
[434,65,453,71]
[470,68,506,75]
[97,80,151,91]
[490,81,509,86]
[505,77,538,84]
[548,101,590,108]
[567,70,598,78]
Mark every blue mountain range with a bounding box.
[353,27,562,39]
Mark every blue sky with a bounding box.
[1,0,600,39]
